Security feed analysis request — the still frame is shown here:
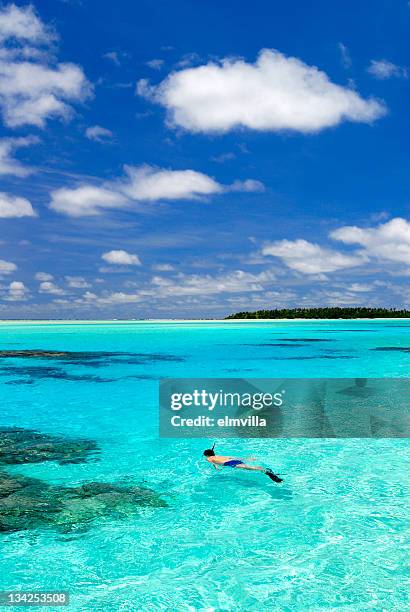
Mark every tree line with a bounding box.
[225,307,410,319]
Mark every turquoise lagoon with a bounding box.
[0,320,409,611]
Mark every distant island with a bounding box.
[226,307,410,319]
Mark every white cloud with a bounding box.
[149,269,276,297]
[367,60,407,80]
[138,48,386,133]
[309,289,368,306]
[68,268,277,308]
[152,263,174,272]
[0,4,91,128]
[3,280,28,301]
[0,191,36,217]
[0,59,91,128]
[347,283,373,293]
[103,51,121,66]
[49,185,127,217]
[261,218,410,278]
[75,290,141,306]
[92,291,142,305]
[0,136,38,176]
[0,4,52,43]
[104,52,119,65]
[146,59,164,70]
[331,217,410,265]
[101,250,141,266]
[338,43,352,69]
[35,271,53,281]
[227,179,265,193]
[0,258,17,275]
[85,125,113,142]
[65,275,91,288]
[262,239,364,274]
[121,165,264,200]
[39,281,65,295]
[120,165,223,201]
[49,165,263,216]
[175,52,201,69]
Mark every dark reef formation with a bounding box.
[0,349,184,365]
[0,428,167,534]
[372,347,410,353]
[273,338,333,342]
[0,349,184,384]
[0,366,117,384]
[0,472,167,533]
[0,427,98,465]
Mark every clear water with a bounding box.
[0,320,409,611]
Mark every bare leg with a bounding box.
[236,463,283,483]
[235,463,265,472]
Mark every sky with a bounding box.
[0,0,409,319]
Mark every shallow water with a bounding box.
[0,320,409,610]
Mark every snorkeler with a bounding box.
[203,444,283,483]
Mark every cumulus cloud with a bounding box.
[49,165,263,216]
[0,191,36,217]
[0,258,17,275]
[152,263,174,272]
[120,165,223,201]
[49,185,127,217]
[0,4,52,43]
[65,275,91,289]
[69,268,277,308]
[367,60,407,80]
[347,283,373,293]
[101,250,141,266]
[3,280,28,301]
[137,48,386,134]
[0,3,91,128]
[331,217,410,265]
[0,136,38,176]
[262,239,364,274]
[309,289,369,306]
[71,290,141,306]
[261,217,410,277]
[89,291,141,305]
[39,280,65,295]
[85,125,113,142]
[35,271,53,281]
[149,269,276,297]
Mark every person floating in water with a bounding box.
[203,444,283,483]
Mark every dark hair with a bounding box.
[203,449,215,457]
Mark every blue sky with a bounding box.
[0,0,409,318]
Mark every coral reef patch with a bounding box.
[0,349,184,366]
[0,428,167,533]
[0,427,98,465]
[0,349,184,384]
[0,472,167,533]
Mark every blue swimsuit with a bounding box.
[223,459,244,467]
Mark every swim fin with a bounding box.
[265,470,283,483]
